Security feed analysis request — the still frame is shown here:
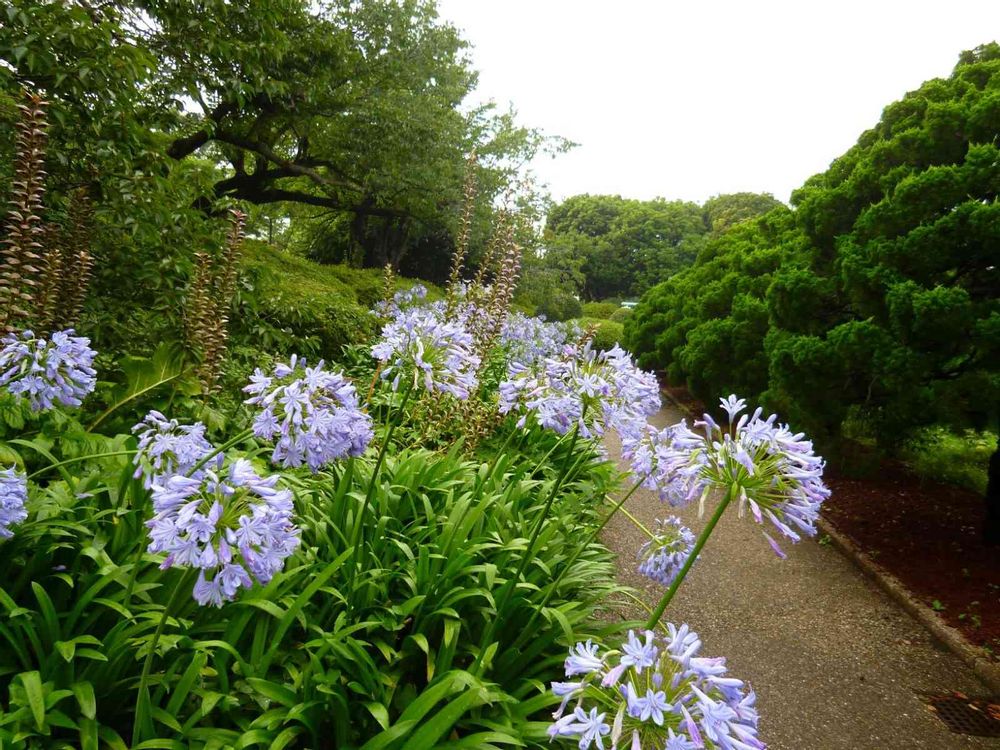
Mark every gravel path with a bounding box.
[600,404,999,749]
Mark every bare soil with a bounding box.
[824,460,1000,655]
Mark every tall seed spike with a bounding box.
[0,90,49,332]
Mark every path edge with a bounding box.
[658,386,1000,694]
[817,518,1000,694]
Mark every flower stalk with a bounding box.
[645,487,733,629]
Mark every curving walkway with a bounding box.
[600,405,998,750]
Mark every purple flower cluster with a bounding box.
[371,307,481,399]
[500,312,578,365]
[622,423,708,507]
[637,517,696,587]
[132,411,216,489]
[551,625,763,750]
[373,284,428,320]
[624,395,830,557]
[147,458,300,606]
[499,343,660,439]
[0,329,97,411]
[0,466,28,539]
[244,356,373,472]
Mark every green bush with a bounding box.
[0,413,620,748]
[899,427,995,494]
[609,307,632,324]
[576,317,625,352]
[581,301,620,319]
[235,242,441,361]
[534,292,582,322]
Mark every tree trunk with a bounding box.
[985,435,1000,546]
[348,207,369,268]
[388,218,412,270]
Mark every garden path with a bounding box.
[601,404,998,750]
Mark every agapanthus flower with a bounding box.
[147,458,300,606]
[626,394,830,557]
[500,312,578,365]
[0,466,28,539]
[636,517,696,586]
[549,625,763,750]
[371,307,481,399]
[373,284,428,320]
[132,411,215,489]
[0,329,97,411]
[244,356,373,472]
[499,343,659,440]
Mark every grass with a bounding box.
[241,241,442,309]
[899,426,995,494]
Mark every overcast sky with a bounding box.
[436,0,1000,205]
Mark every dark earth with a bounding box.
[825,461,1000,655]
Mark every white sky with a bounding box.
[436,0,1000,205]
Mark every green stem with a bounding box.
[618,504,657,540]
[189,428,255,475]
[26,450,137,481]
[618,589,662,627]
[473,424,582,672]
[88,372,184,431]
[510,474,649,650]
[349,378,415,564]
[132,573,190,745]
[644,487,733,630]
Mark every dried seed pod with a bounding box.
[0,92,49,332]
[446,150,477,316]
[187,209,247,392]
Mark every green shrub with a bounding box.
[581,301,620,319]
[576,317,625,352]
[0,404,621,748]
[235,242,441,361]
[534,292,582,322]
[609,306,632,323]
[899,426,995,494]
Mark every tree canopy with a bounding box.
[624,43,1000,538]
[535,192,780,301]
[0,0,557,277]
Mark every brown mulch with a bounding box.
[659,383,1000,656]
[824,461,1000,655]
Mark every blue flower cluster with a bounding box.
[499,343,660,439]
[147,458,301,606]
[244,356,373,472]
[132,411,216,489]
[637,517,696,587]
[551,625,763,750]
[500,312,578,365]
[373,283,428,320]
[372,307,481,399]
[0,329,97,411]
[0,466,28,539]
[624,395,830,557]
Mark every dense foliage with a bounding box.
[526,192,781,304]
[0,0,559,315]
[625,44,1000,539]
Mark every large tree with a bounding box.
[0,0,557,275]
[626,44,1000,542]
[543,194,708,299]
